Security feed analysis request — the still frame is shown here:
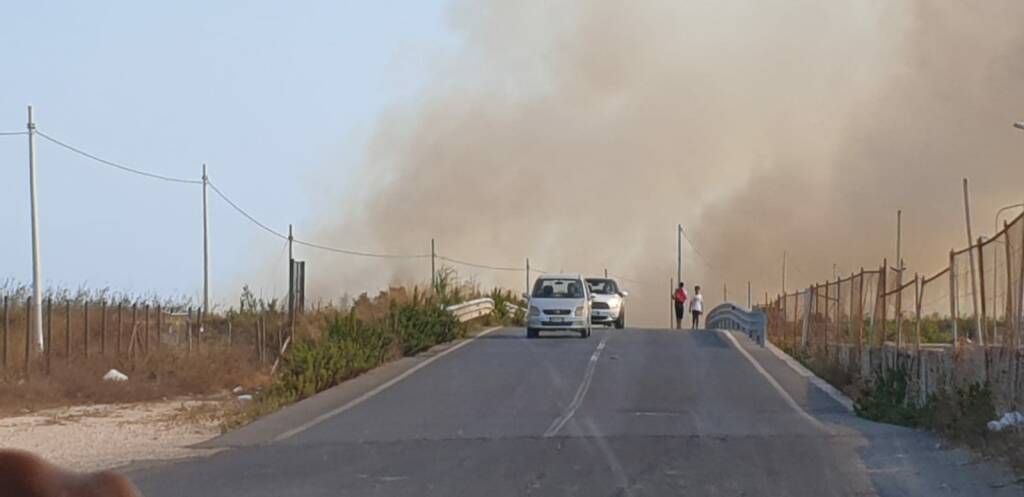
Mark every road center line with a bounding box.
[272,326,503,443]
[717,329,831,433]
[543,333,610,438]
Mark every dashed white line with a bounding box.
[543,333,610,438]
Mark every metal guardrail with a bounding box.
[445,298,496,323]
[706,303,767,346]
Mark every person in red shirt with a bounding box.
[672,282,688,329]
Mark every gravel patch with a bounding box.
[0,400,226,471]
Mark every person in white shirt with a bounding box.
[690,285,704,329]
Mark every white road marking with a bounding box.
[717,329,830,432]
[543,333,610,438]
[272,326,504,442]
[765,341,855,412]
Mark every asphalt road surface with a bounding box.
[131,328,1019,496]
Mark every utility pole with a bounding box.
[782,251,787,295]
[677,225,683,285]
[525,258,530,295]
[723,282,728,302]
[896,209,902,274]
[604,268,608,278]
[26,106,43,352]
[962,178,983,344]
[747,281,752,309]
[287,224,294,323]
[201,163,210,316]
[430,238,436,291]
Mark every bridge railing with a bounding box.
[706,303,767,346]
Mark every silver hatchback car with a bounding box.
[524,274,592,338]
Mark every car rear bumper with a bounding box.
[590,308,621,323]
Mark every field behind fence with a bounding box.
[765,211,1024,412]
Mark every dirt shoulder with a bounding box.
[0,399,232,472]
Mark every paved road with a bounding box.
[131,328,1018,496]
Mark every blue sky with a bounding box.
[0,1,455,303]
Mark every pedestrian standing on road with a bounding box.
[672,283,688,330]
[690,285,704,329]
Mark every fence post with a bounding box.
[117,302,123,356]
[24,297,31,379]
[227,319,233,349]
[1004,221,1014,349]
[101,300,107,356]
[1018,219,1024,350]
[130,303,138,359]
[895,266,904,351]
[45,297,52,374]
[84,302,89,359]
[949,251,958,351]
[914,274,922,354]
[156,304,162,350]
[2,296,7,369]
[801,288,811,350]
[977,237,987,346]
[187,307,193,355]
[144,304,150,354]
[64,300,70,362]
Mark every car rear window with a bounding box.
[532,278,585,298]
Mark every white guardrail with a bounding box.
[444,298,526,323]
[705,303,767,347]
[445,298,495,322]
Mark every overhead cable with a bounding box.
[438,256,524,270]
[36,131,203,184]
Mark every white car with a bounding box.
[524,274,593,338]
[585,278,628,329]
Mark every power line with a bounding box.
[0,131,27,136]
[207,181,289,239]
[209,179,429,259]
[437,255,522,271]
[37,131,203,184]
[294,238,429,259]
[678,225,716,270]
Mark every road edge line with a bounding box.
[716,329,830,432]
[764,341,855,413]
[271,326,504,443]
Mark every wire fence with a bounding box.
[0,292,293,378]
[764,211,1024,411]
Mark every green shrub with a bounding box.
[854,366,924,426]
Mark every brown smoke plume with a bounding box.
[305,0,1024,326]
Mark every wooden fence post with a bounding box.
[24,297,31,379]
[130,303,138,360]
[949,251,958,350]
[144,304,150,354]
[64,300,70,362]
[84,302,90,359]
[227,319,233,349]
[156,304,162,350]
[977,237,988,345]
[2,296,7,369]
[187,307,193,355]
[117,303,123,356]
[101,301,108,356]
[45,297,52,375]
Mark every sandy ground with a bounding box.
[0,400,226,472]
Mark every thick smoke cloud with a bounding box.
[305,0,1024,326]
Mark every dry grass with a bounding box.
[0,350,269,416]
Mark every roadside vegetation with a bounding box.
[223,269,524,429]
[0,272,524,423]
[781,344,1023,472]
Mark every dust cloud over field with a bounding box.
[306,1,1024,326]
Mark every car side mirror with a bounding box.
[619,290,629,297]
[522,292,530,300]
[588,294,595,300]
